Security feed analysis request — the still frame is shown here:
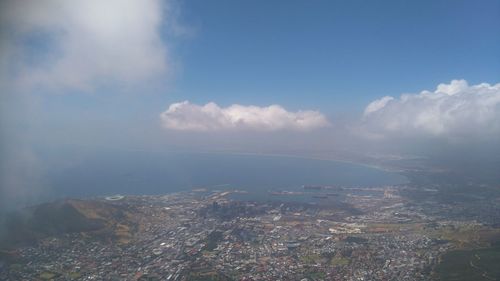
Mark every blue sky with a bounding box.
[0,0,498,147]
[0,0,498,139]
[22,0,499,138]
[169,0,500,113]
[3,0,499,123]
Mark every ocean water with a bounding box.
[46,149,407,199]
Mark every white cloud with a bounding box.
[362,80,500,139]
[160,101,330,131]
[0,0,169,91]
[364,96,394,116]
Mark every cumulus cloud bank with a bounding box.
[363,80,500,139]
[0,0,168,91]
[160,101,330,131]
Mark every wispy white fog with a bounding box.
[0,0,169,91]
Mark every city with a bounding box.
[2,183,499,280]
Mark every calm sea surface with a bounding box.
[46,150,407,199]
